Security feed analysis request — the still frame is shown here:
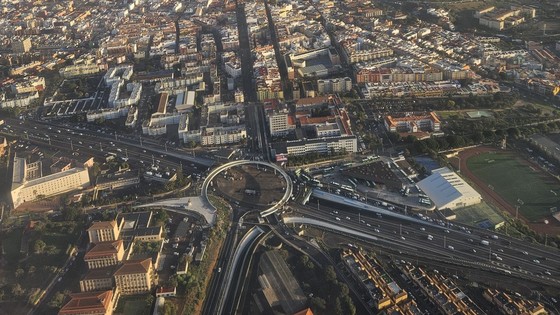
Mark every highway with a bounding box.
[202,218,239,315]
[1,118,214,175]
[287,199,560,287]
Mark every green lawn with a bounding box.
[115,296,151,315]
[467,152,560,222]
[123,300,149,315]
[454,202,505,226]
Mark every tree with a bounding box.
[413,139,428,153]
[145,294,154,308]
[341,295,356,315]
[471,131,484,143]
[387,132,401,143]
[62,205,80,221]
[446,99,456,108]
[34,239,46,254]
[15,268,24,279]
[11,284,24,297]
[310,296,327,312]
[168,275,178,288]
[324,265,337,283]
[48,291,66,308]
[45,245,58,255]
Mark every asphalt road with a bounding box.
[290,200,560,287]
[1,118,213,175]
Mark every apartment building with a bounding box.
[317,77,352,94]
[12,38,32,53]
[278,135,357,156]
[10,76,45,94]
[200,125,247,146]
[84,240,125,269]
[113,258,156,295]
[59,64,103,78]
[268,112,296,137]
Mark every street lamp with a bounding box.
[544,219,549,246]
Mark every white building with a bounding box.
[11,157,90,209]
[279,136,357,156]
[59,63,103,78]
[268,112,295,137]
[417,167,482,210]
[317,77,352,94]
[200,125,246,146]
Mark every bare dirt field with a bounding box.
[214,164,287,208]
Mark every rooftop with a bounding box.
[114,258,152,276]
[58,290,113,315]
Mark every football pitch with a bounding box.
[466,152,560,222]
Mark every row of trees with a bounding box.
[403,119,560,155]
[292,254,356,315]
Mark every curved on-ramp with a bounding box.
[202,160,293,217]
[217,226,265,315]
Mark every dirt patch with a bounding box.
[214,164,287,208]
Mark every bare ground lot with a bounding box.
[214,164,287,208]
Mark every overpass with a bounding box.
[311,189,443,228]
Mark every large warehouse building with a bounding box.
[417,167,481,210]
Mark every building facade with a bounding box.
[11,157,90,209]
[12,38,32,53]
[84,240,125,269]
[58,290,116,315]
[317,77,352,94]
[384,112,441,133]
[87,221,122,244]
[113,259,155,295]
[79,267,115,292]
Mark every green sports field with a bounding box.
[467,152,560,222]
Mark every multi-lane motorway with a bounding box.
[1,118,214,174]
[290,199,560,287]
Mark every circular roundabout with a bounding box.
[202,160,293,216]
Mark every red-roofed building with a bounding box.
[384,112,441,133]
[87,220,122,244]
[293,308,314,315]
[58,290,117,315]
[84,240,125,269]
[113,258,155,295]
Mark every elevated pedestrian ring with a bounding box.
[202,160,293,216]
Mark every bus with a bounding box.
[341,185,355,193]
[347,178,358,188]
